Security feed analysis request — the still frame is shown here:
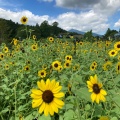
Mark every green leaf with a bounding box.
[110,117,118,120]
[37,114,51,120]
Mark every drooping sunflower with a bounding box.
[48,37,54,42]
[108,49,118,57]
[38,70,47,78]
[102,61,112,71]
[87,75,107,104]
[33,35,36,40]
[98,116,109,120]
[30,79,64,116]
[114,41,120,51]
[116,62,120,74]
[13,38,18,46]
[52,60,61,71]
[20,16,28,25]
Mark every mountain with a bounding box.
[68,29,102,37]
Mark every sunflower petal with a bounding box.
[31,89,43,95]
[45,79,50,89]
[49,103,54,116]
[50,102,58,113]
[37,80,46,91]
[30,93,42,99]
[39,102,46,114]
[32,99,43,108]
[91,93,96,102]
[100,89,107,95]
[52,86,62,93]
[54,92,64,98]
[44,103,49,116]
[53,98,64,106]
[96,94,100,104]
[49,79,56,90]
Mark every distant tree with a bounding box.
[84,30,93,41]
[52,21,58,27]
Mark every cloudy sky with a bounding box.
[0,0,120,35]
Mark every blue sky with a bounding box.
[0,0,120,35]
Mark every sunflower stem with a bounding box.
[25,25,28,39]
[75,96,81,120]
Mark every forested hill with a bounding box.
[0,18,67,43]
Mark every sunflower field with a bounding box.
[0,17,120,120]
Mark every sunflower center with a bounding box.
[41,72,44,75]
[42,90,54,103]
[117,44,120,48]
[118,65,120,70]
[23,18,27,22]
[111,52,115,55]
[54,63,58,68]
[93,84,100,94]
[66,63,69,66]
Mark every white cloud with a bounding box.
[55,0,120,16]
[37,0,53,2]
[0,8,109,34]
[0,8,49,25]
[55,11,109,34]
[114,19,120,27]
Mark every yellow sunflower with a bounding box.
[102,61,112,71]
[3,46,9,53]
[38,70,47,78]
[64,61,71,68]
[24,65,30,71]
[108,49,118,57]
[65,55,72,62]
[52,60,61,71]
[48,37,54,42]
[31,44,38,51]
[98,116,109,120]
[114,41,120,51]
[33,35,36,40]
[30,79,65,116]
[116,62,120,74]
[5,64,9,70]
[0,53,4,60]
[90,64,96,71]
[87,75,107,104]
[20,16,28,25]
[13,38,18,46]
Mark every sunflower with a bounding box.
[64,61,71,68]
[38,70,47,78]
[87,75,107,104]
[30,79,64,116]
[102,61,112,71]
[33,35,36,40]
[114,41,120,51]
[48,37,54,42]
[90,64,96,71]
[116,62,120,74]
[98,116,109,120]
[13,38,18,46]
[3,46,9,53]
[52,60,61,71]
[5,64,9,70]
[24,65,30,71]
[92,61,97,67]
[20,16,28,25]
[65,55,72,62]
[108,49,118,57]
[0,53,4,60]
[31,44,38,51]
